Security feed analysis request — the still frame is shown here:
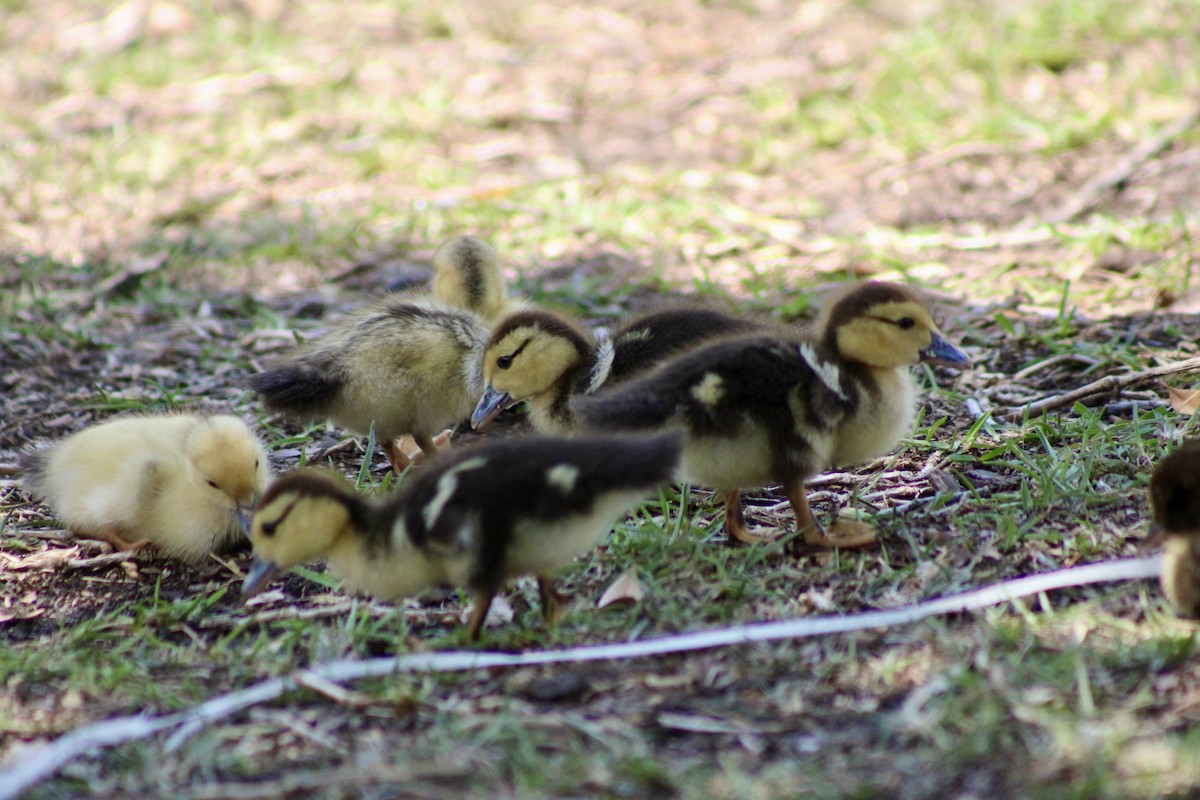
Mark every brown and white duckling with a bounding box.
[242,431,682,640]
[574,281,972,547]
[248,236,513,473]
[471,305,765,434]
[1149,441,1200,618]
[248,296,486,473]
[21,414,269,563]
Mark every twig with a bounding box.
[0,555,1162,799]
[1043,108,1200,224]
[1005,355,1200,422]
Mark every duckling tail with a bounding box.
[247,366,342,416]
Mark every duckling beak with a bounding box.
[471,384,513,430]
[242,557,281,599]
[235,504,254,540]
[920,333,972,369]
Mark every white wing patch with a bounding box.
[423,456,488,529]
[546,464,580,494]
[690,372,725,406]
[798,342,847,400]
[586,335,615,394]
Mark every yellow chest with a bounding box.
[831,369,916,466]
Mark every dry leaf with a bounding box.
[597,570,645,608]
[2,546,81,572]
[1168,386,1200,415]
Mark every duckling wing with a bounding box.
[576,336,854,435]
[400,434,680,587]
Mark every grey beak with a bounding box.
[471,384,513,430]
[920,333,972,370]
[242,557,281,599]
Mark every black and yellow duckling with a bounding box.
[1149,441,1200,618]
[242,432,681,640]
[248,236,512,473]
[21,414,270,563]
[574,281,972,547]
[470,305,765,434]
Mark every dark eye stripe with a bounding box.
[498,337,532,368]
[260,498,299,537]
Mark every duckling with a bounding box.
[430,235,515,322]
[471,305,765,434]
[574,281,972,547]
[248,298,487,474]
[20,413,269,563]
[242,432,682,640]
[1149,441,1200,618]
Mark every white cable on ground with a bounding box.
[0,555,1163,800]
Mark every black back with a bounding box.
[395,432,682,590]
[598,307,764,388]
[574,335,856,480]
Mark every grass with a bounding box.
[3,0,1200,797]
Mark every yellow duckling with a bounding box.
[21,414,269,563]
[575,281,972,547]
[470,305,764,434]
[1149,441,1200,618]
[242,432,681,640]
[430,235,516,322]
[248,236,514,473]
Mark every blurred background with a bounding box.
[2,0,1196,314]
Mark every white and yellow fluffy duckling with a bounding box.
[249,236,512,473]
[21,413,269,563]
[575,281,972,547]
[1149,441,1200,618]
[242,432,681,640]
[470,305,764,434]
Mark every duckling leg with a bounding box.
[411,432,442,463]
[785,482,878,551]
[723,489,767,545]
[784,480,837,549]
[537,575,564,628]
[465,588,496,642]
[381,440,413,474]
[78,527,153,556]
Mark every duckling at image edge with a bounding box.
[248,236,510,473]
[1149,440,1200,618]
[20,413,269,563]
[574,281,973,548]
[470,304,766,434]
[242,432,681,640]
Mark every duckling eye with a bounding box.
[497,354,514,370]
[896,317,915,330]
[261,521,277,537]
[206,479,220,490]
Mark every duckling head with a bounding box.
[186,416,269,525]
[471,309,591,429]
[822,282,972,370]
[1150,441,1200,536]
[431,236,507,320]
[242,470,368,598]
